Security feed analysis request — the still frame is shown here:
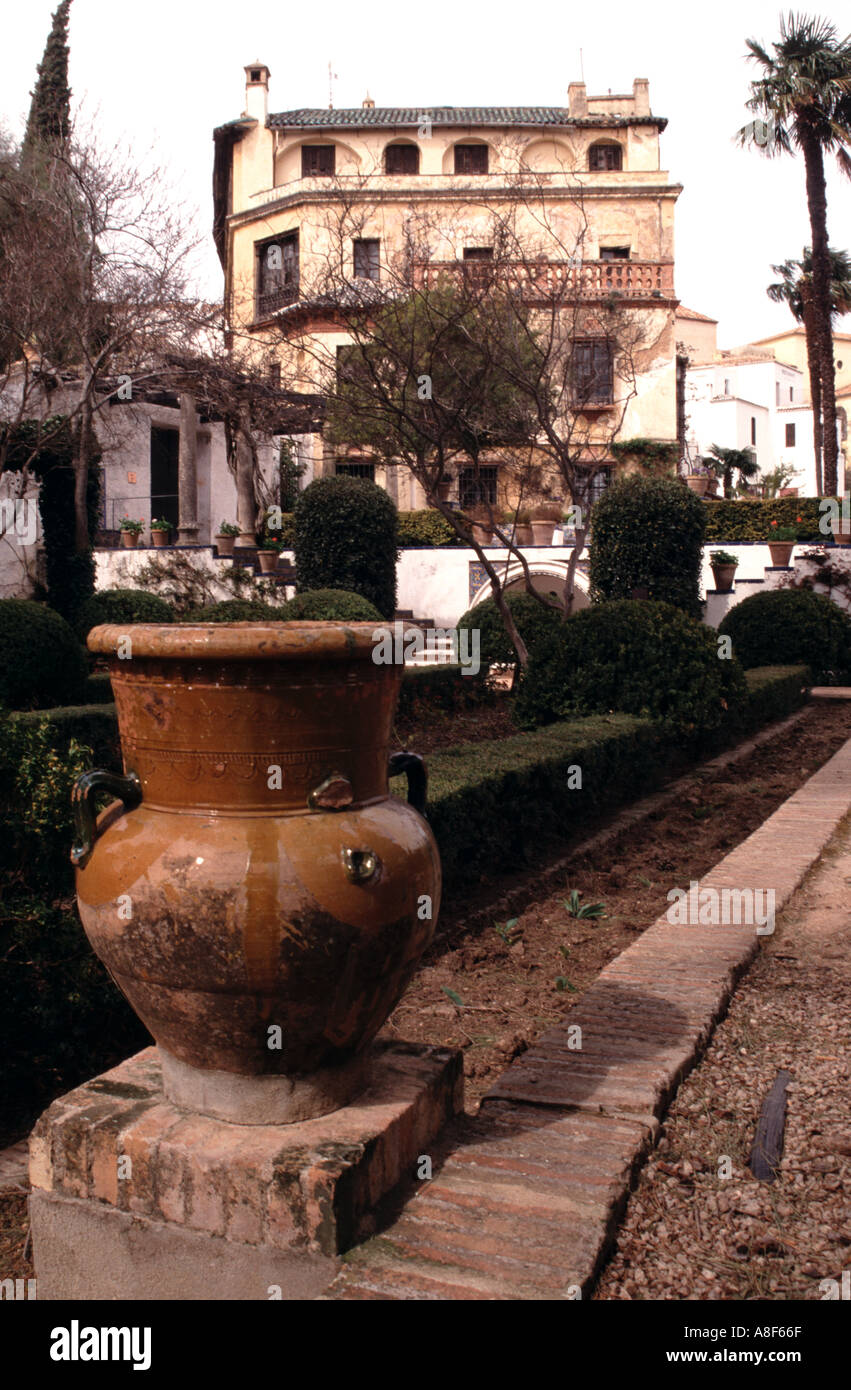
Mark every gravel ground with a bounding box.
[595,819,851,1301]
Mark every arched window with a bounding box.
[588,142,622,172]
[454,143,488,174]
[384,142,419,174]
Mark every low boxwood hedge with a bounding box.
[405,664,812,892]
[396,664,494,720]
[11,704,121,773]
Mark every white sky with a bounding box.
[3,0,851,347]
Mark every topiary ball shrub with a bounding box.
[294,476,397,619]
[279,588,382,621]
[188,599,285,623]
[514,598,748,742]
[76,588,175,640]
[458,591,563,669]
[589,475,706,618]
[718,589,851,681]
[0,599,88,710]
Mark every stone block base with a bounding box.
[29,1041,463,1300]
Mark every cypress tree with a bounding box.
[22,0,73,160]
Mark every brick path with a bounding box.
[324,735,851,1299]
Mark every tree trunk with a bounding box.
[802,136,838,495]
[73,394,92,553]
[800,286,823,496]
[177,392,199,544]
[234,405,256,546]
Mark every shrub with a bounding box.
[188,599,285,623]
[279,588,382,621]
[457,591,564,669]
[0,599,88,710]
[717,589,851,680]
[294,476,397,618]
[75,588,175,640]
[397,510,459,547]
[413,714,666,892]
[514,599,748,741]
[0,712,149,1121]
[589,475,706,617]
[743,665,810,731]
[704,497,825,543]
[396,664,493,720]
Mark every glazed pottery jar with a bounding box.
[72,622,440,1123]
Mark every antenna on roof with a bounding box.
[328,60,338,109]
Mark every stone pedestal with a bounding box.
[29,1042,463,1301]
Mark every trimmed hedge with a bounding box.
[514,599,749,742]
[280,588,382,621]
[397,510,460,547]
[703,497,826,542]
[718,589,851,681]
[188,599,285,623]
[76,587,175,640]
[743,665,810,732]
[0,599,88,710]
[294,476,397,618]
[458,591,564,669]
[402,664,812,892]
[590,475,706,617]
[396,664,494,720]
[410,714,665,891]
[84,672,115,705]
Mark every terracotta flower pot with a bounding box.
[256,548,279,574]
[515,524,533,546]
[767,541,795,567]
[685,475,709,497]
[72,623,440,1124]
[119,531,140,549]
[710,563,737,593]
[215,534,236,557]
[150,530,170,548]
[531,520,555,545]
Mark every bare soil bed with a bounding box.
[379,699,851,1112]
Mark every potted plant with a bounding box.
[150,518,172,549]
[215,521,240,557]
[767,520,799,567]
[503,507,533,546]
[256,538,281,574]
[683,463,711,497]
[709,549,738,593]
[119,517,144,549]
[468,505,494,547]
[531,502,562,545]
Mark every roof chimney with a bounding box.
[568,81,587,117]
[362,93,375,109]
[633,78,650,115]
[244,63,270,123]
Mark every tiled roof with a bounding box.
[676,306,717,323]
[267,107,665,130]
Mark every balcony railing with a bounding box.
[256,283,300,318]
[417,258,675,299]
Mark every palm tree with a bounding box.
[740,12,851,496]
[767,246,851,494]
[706,444,761,499]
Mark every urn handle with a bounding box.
[71,769,143,869]
[388,751,428,816]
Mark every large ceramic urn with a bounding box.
[72,623,440,1123]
